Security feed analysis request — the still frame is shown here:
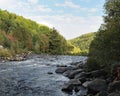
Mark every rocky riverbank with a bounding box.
[0,52,33,62]
[0,55,87,96]
[55,61,120,96]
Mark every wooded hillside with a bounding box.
[0,9,70,57]
[69,32,96,55]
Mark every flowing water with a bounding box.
[0,55,87,96]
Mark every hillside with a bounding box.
[69,32,96,55]
[0,9,71,57]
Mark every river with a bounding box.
[0,55,87,96]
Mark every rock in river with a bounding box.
[63,69,83,79]
[62,79,81,92]
[55,66,73,74]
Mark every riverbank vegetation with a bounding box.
[87,0,120,72]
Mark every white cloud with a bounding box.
[0,0,52,14]
[79,0,91,3]
[37,5,52,13]
[55,1,98,14]
[55,1,80,9]
[89,8,98,13]
[25,15,103,39]
[28,0,38,4]
[0,0,17,10]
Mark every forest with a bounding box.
[69,32,96,55]
[0,9,74,58]
[87,0,120,72]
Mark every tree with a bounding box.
[87,0,120,70]
[49,28,67,54]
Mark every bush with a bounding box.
[0,48,12,57]
[86,57,101,71]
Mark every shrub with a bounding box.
[0,48,12,57]
[86,57,101,71]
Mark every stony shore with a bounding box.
[0,52,33,62]
[55,61,120,96]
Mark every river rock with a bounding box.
[86,69,107,78]
[56,65,67,67]
[55,66,75,74]
[82,81,92,88]
[96,91,108,96]
[77,86,88,96]
[63,69,83,79]
[74,72,87,79]
[47,72,53,75]
[108,92,120,96]
[55,67,67,74]
[70,61,83,66]
[10,54,26,61]
[62,79,81,92]
[87,79,107,94]
[108,81,120,93]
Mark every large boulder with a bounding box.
[87,79,107,94]
[62,79,81,92]
[63,69,83,79]
[87,69,107,78]
[74,72,87,79]
[55,67,68,74]
[55,66,75,74]
[108,81,120,93]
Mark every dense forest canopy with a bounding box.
[87,0,120,71]
[0,9,72,57]
[69,32,96,55]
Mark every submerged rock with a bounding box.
[47,72,53,75]
[56,65,67,67]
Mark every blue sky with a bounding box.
[0,0,105,39]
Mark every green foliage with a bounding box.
[86,57,101,71]
[0,9,69,56]
[69,32,96,55]
[49,28,68,54]
[0,48,12,57]
[87,0,120,70]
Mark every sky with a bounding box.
[0,0,105,39]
